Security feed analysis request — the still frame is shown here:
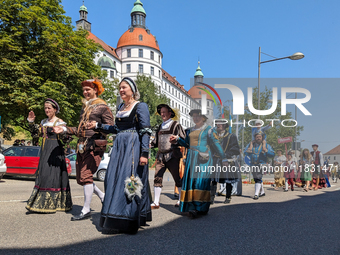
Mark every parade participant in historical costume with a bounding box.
[284,153,296,191]
[310,144,326,190]
[211,120,240,204]
[331,162,339,183]
[299,149,313,192]
[169,109,227,218]
[247,120,272,152]
[26,99,72,213]
[54,79,114,221]
[87,77,152,234]
[150,104,186,209]
[244,131,275,199]
[273,149,286,190]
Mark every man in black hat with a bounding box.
[211,120,240,204]
[150,104,186,209]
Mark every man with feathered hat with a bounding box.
[54,78,114,221]
[150,104,186,209]
[244,130,275,200]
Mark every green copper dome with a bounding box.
[131,0,146,15]
[97,55,116,69]
[79,4,87,12]
[194,61,204,77]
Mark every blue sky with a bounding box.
[61,0,340,153]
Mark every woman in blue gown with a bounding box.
[87,77,152,234]
[170,109,227,218]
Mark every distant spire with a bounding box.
[194,61,204,77]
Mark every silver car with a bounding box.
[66,152,110,182]
[0,153,7,180]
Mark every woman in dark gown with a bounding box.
[26,99,72,213]
[87,77,152,234]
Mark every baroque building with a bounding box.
[76,1,214,128]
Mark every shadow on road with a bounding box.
[1,190,340,255]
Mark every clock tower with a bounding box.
[76,2,91,32]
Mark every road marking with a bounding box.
[0,199,26,203]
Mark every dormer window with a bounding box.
[139,34,143,41]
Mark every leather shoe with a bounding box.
[259,193,265,197]
[175,201,180,207]
[71,212,91,221]
[253,195,259,200]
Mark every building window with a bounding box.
[334,156,336,160]
[139,49,143,58]
[150,51,154,60]
[139,64,143,73]
[127,49,131,58]
[172,88,174,95]
[175,102,177,108]
[159,70,161,78]
[139,34,143,41]
[151,66,154,75]
[110,70,114,78]
[126,64,131,73]
[159,55,161,63]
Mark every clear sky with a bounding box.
[61,0,340,153]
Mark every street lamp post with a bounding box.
[257,47,304,119]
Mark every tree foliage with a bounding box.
[0,0,103,139]
[218,87,303,152]
[135,74,170,129]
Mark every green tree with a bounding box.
[218,87,303,152]
[135,74,170,129]
[0,0,103,139]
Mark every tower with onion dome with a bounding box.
[116,0,163,85]
[76,2,91,32]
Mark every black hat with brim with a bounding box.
[157,104,175,118]
[189,109,208,120]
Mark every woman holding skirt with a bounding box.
[26,99,72,213]
[87,77,152,234]
[170,109,227,218]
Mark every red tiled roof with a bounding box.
[325,145,340,155]
[117,27,160,51]
[162,69,190,96]
[188,85,213,100]
[88,32,119,59]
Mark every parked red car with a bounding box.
[3,146,71,176]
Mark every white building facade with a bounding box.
[76,0,206,129]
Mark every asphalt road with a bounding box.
[0,172,339,255]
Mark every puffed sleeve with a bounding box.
[208,128,227,161]
[94,105,116,134]
[175,122,186,140]
[28,120,43,145]
[136,102,152,158]
[178,129,190,148]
